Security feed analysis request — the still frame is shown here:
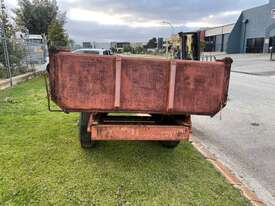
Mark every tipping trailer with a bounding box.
[45,48,232,149]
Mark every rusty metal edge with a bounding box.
[47,107,222,116]
[190,135,266,206]
[91,124,190,141]
[44,72,67,113]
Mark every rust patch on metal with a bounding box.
[173,60,226,115]
[50,53,116,110]
[120,58,170,112]
[91,124,190,141]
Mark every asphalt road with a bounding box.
[193,54,275,206]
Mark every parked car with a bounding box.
[72,48,112,55]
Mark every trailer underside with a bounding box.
[88,113,191,141]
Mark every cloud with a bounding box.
[65,0,267,23]
[62,0,267,42]
[67,8,173,28]
[65,19,186,43]
[185,10,242,28]
[5,0,269,42]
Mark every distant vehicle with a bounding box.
[72,48,112,55]
[24,34,47,64]
[27,34,44,44]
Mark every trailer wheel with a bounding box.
[160,141,180,148]
[79,112,95,148]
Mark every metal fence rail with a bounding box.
[200,54,217,62]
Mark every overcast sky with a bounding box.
[6,0,268,43]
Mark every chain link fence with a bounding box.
[0,37,47,80]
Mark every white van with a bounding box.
[72,48,112,55]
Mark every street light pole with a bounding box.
[162,21,175,36]
[0,0,12,86]
[161,21,175,58]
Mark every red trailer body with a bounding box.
[48,51,232,116]
[46,50,232,148]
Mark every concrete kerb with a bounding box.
[0,71,45,90]
[190,135,266,206]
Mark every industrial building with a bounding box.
[110,42,131,52]
[82,42,111,49]
[227,0,275,53]
[202,0,275,53]
[204,24,234,52]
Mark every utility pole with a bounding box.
[0,0,12,86]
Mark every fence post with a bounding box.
[270,47,273,61]
[0,0,12,86]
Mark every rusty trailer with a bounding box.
[46,49,232,148]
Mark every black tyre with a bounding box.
[160,141,180,148]
[79,112,95,148]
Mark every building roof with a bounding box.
[205,23,235,37]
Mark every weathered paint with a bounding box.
[91,124,190,141]
[48,50,232,116]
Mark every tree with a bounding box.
[0,5,25,73]
[133,46,144,54]
[48,19,68,47]
[13,0,61,35]
[0,41,26,70]
[13,0,68,46]
[123,45,132,53]
[145,37,157,49]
